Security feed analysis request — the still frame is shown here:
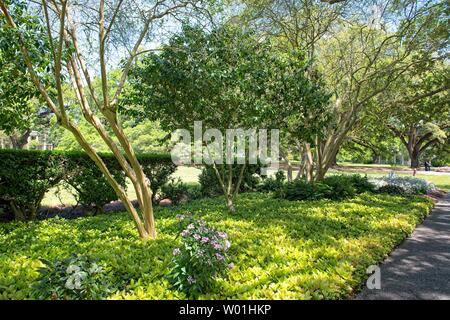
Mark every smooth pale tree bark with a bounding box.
[210,162,246,213]
[0,0,194,239]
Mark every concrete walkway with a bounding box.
[357,193,450,300]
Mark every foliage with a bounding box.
[0,149,67,220]
[256,170,286,193]
[371,174,436,195]
[376,184,407,196]
[0,193,433,299]
[125,24,330,209]
[0,149,175,219]
[32,254,112,300]
[160,178,189,205]
[275,179,332,201]
[320,175,356,200]
[0,0,52,134]
[199,164,261,197]
[168,214,232,297]
[346,174,376,194]
[138,153,177,202]
[64,153,126,213]
[275,174,376,201]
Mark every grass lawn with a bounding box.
[0,192,434,299]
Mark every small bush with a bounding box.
[64,152,126,213]
[371,175,435,195]
[0,149,67,220]
[32,254,112,300]
[168,214,232,297]
[377,184,407,195]
[348,174,376,194]
[257,170,286,193]
[322,175,356,200]
[139,153,177,202]
[160,178,189,205]
[275,179,332,201]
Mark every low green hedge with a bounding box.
[0,192,434,299]
[0,149,176,220]
[275,174,375,201]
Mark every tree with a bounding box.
[125,24,329,211]
[239,0,449,179]
[0,0,52,149]
[0,0,205,239]
[372,60,449,168]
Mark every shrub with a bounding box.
[0,149,67,220]
[160,178,189,205]
[377,184,407,195]
[257,170,286,193]
[168,214,232,297]
[32,254,112,300]
[64,152,126,214]
[0,150,176,219]
[321,175,356,200]
[348,174,376,194]
[371,175,435,195]
[138,153,177,202]
[199,164,261,197]
[275,179,332,201]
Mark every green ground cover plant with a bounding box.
[0,192,433,299]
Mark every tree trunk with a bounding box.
[409,147,420,168]
[9,130,31,149]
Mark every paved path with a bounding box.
[357,193,450,300]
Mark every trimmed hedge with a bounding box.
[0,149,176,220]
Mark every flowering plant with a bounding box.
[168,213,233,296]
[32,254,111,300]
[370,174,436,195]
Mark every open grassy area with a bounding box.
[0,192,434,299]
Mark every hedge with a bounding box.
[0,149,176,220]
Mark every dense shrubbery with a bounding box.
[0,150,67,220]
[371,175,435,195]
[0,149,175,220]
[64,153,126,214]
[168,213,232,296]
[199,164,261,197]
[256,170,286,193]
[275,174,375,201]
[0,193,433,299]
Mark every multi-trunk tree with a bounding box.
[0,0,205,239]
[124,24,330,211]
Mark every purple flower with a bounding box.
[228,263,235,270]
[187,276,196,284]
[201,237,210,243]
[212,242,222,250]
[215,253,225,261]
[187,224,195,230]
[172,248,181,256]
[193,234,201,240]
[181,230,189,237]
[217,231,228,239]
